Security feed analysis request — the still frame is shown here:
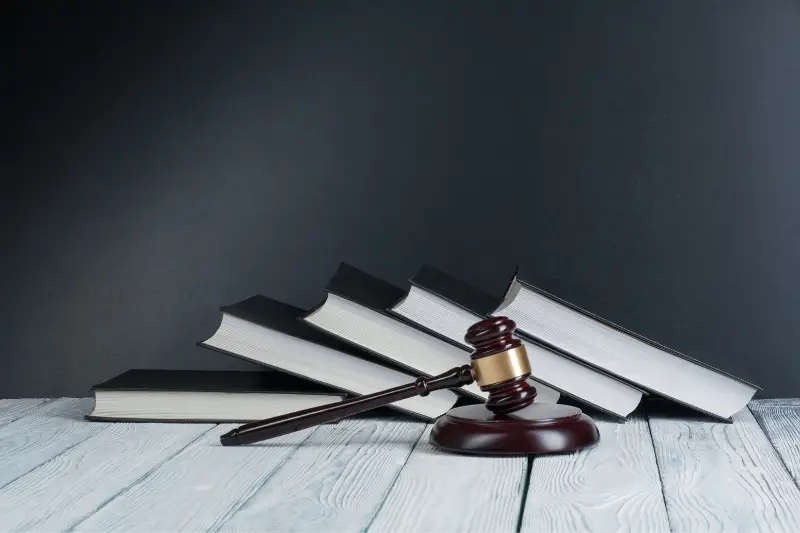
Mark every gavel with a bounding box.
[220,316,599,455]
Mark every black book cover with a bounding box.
[322,262,408,313]
[303,262,481,400]
[401,264,646,415]
[90,369,344,395]
[405,264,622,372]
[406,264,503,319]
[406,264,503,318]
[201,294,460,421]
[313,262,467,351]
[86,369,347,423]
[216,295,379,356]
[506,265,758,389]
[404,265,638,375]
[198,295,412,407]
[199,295,401,373]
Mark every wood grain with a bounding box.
[73,425,316,532]
[220,419,426,533]
[0,398,51,426]
[520,413,669,533]
[649,406,800,532]
[367,425,527,533]
[4,397,800,533]
[751,398,800,407]
[0,397,102,489]
[0,421,212,532]
[750,401,800,487]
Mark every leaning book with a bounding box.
[493,267,758,420]
[198,295,459,421]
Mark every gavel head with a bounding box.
[465,316,537,415]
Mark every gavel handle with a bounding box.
[220,365,474,446]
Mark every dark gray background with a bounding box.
[3,1,798,398]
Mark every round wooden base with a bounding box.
[430,403,599,455]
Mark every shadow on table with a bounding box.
[557,395,727,424]
[639,397,731,423]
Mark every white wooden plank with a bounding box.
[520,413,670,533]
[0,421,212,532]
[750,402,800,486]
[72,425,315,533]
[220,418,426,533]
[649,406,800,532]
[0,397,102,489]
[0,398,51,426]
[751,398,800,407]
[367,426,527,533]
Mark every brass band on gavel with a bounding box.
[470,346,531,387]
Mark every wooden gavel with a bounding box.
[220,316,538,446]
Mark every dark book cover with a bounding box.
[401,264,647,413]
[90,369,344,395]
[507,265,759,389]
[303,262,481,400]
[404,264,632,378]
[85,369,347,423]
[312,262,467,351]
[198,294,447,422]
[322,262,408,313]
[406,264,502,318]
[198,295,405,397]
[217,295,379,356]
[406,264,503,317]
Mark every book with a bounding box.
[493,268,759,419]
[302,263,561,404]
[198,295,458,421]
[390,264,644,418]
[85,369,347,422]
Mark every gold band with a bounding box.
[470,346,531,386]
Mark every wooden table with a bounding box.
[0,398,799,532]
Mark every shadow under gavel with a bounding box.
[221,316,599,455]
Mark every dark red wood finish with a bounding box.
[429,403,599,455]
[467,316,538,414]
[428,315,600,455]
[465,316,521,359]
[220,365,473,446]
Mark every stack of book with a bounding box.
[87,262,758,423]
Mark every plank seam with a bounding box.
[209,424,323,532]
[0,399,54,428]
[65,423,219,533]
[362,423,428,533]
[645,410,675,533]
[749,405,800,492]
[0,425,100,491]
[515,456,535,533]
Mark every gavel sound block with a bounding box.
[220,317,599,455]
[429,316,598,454]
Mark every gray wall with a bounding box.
[3,1,799,397]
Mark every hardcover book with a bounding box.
[494,266,758,419]
[199,295,458,421]
[390,264,644,418]
[302,263,561,404]
[86,369,347,423]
